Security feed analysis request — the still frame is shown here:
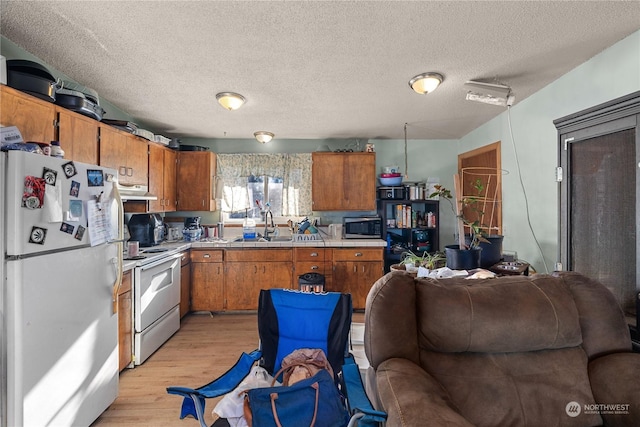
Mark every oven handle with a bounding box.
[138,251,182,271]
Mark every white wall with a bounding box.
[458,30,640,273]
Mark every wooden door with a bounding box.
[312,152,345,210]
[163,149,177,211]
[344,153,376,210]
[99,125,128,179]
[148,144,165,212]
[177,151,216,211]
[458,142,502,236]
[0,85,55,143]
[225,262,260,310]
[190,262,224,311]
[56,108,99,164]
[127,136,149,186]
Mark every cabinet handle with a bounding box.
[203,254,210,258]
[311,265,318,270]
[355,252,363,257]
[217,266,220,274]
[310,252,318,257]
[263,266,266,273]
[127,167,133,177]
[353,265,357,273]
[119,166,127,176]
[254,266,257,274]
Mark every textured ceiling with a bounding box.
[1,1,639,141]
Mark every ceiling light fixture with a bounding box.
[216,92,246,110]
[409,72,443,94]
[464,81,515,107]
[254,131,274,144]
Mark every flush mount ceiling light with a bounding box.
[254,131,274,144]
[409,72,443,94]
[216,92,246,110]
[465,81,515,107]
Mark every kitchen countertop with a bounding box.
[122,237,386,272]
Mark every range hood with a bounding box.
[117,184,158,201]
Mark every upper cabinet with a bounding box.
[148,144,177,212]
[56,107,99,165]
[99,124,149,186]
[176,151,217,211]
[312,152,376,211]
[1,85,56,143]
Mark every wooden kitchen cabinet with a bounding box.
[118,270,133,371]
[190,249,224,312]
[294,247,333,290]
[99,124,148,185]
[56,107,99,165]
[332,248,384,309]
[225,249,293,310]
[0,85,56,143]
[312,152,376,211]
[148,143,177,212]
[176,151,217,211]
[179,250,191,318]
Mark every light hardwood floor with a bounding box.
[92,311,365,427]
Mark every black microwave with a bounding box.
[343,217,382,239]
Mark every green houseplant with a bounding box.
[430,171,502,269]
[392,250,446,273]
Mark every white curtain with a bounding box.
[217,153,312,216]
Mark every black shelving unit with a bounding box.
[377,196,440,272]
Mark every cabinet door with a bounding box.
[56,108,99,164]
[163,149,177,211]
[118,271,133,371]
[343,153,376,210]
[179,252,191,318]
[191,262,224,311]
[312,153,345,210]
[225,262,260,310]
[177,151,217,211]
[148,144,165,212]
[312,152,376,211]
[354,260,384,309]
[0,85,55,143]
[127,136,149,185]
[99,125,128,178]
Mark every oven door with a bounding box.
[134,254,181,333]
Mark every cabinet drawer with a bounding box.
[296,261,331,274]
[191,249,223,263]
[225,249,292,262]
[295,248,329,262]
[332,248,382,262]
[180,250,191,266]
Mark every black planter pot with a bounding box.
[465,235,504,268]
[445,245,481,270]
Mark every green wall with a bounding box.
[457,30,640,273]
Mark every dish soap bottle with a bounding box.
[243,217,256,239]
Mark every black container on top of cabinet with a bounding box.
[377,197,440,273]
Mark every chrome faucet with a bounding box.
[263,204,275,240]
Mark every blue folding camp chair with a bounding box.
[167,289,386,427]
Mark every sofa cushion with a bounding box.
[421,346,603,427]
[416,275,583,353]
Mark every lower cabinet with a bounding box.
[118,270,133,371]
[294,248,333,290]
[179,250,191,318]
[332,248,384,310]
[225,249,293,310]
[190,249,224,312]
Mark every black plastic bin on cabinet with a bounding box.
[298,272,325,293]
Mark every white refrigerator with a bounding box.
[1,150,121,427]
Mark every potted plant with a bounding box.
[391,250,445,273]
[430,171,502,269]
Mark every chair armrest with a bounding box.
[589,352,640,427]
[376,358,474,427]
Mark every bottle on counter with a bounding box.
[50,141,64,158]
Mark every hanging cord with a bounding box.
[506,106,549,274]
[404,123,409,179]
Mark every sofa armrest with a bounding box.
[376,358,474,427]
[589,352,640,427]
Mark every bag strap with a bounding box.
[270,382,319,427]
[271,361,315,386]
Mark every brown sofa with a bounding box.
[364,271,640,427]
